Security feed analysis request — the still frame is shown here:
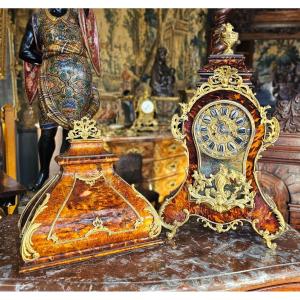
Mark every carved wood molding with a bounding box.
[231,9,300,40]
[261,133,300,165]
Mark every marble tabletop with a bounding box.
[1,215,300,291]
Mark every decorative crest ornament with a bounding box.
[208,66,243,87]
[220,23,239,55]
[67,116,102,140]
[171,66,261,142]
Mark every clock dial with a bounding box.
[141,99,154,114]
[194,101,253,159]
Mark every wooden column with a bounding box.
[1,103,17,179]
[1,103,18,215]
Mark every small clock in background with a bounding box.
[140,99,155,114]
[130,92,159,132]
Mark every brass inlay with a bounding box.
[20,193,50,262]
[49,214,144,245]
[47,171,148,245]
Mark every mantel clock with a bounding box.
[159,23,286,249]
[131,91,158,132]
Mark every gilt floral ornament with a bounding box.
[67,117,102,140]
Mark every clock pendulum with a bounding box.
[159,23,286,249]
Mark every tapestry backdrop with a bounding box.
[253,39,300,111]
[6,9,300,126]
[94,9,208,93]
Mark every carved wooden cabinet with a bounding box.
[258,132,300,230]
[105,134,188,202]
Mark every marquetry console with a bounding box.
[105,133,188,203]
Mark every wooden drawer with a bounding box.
[153,155,188,177]
[106,135,187,203]
[153,172,186,202]
[108,141,154,159]
[154,139,185,158]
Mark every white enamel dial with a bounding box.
[141,99,154,114]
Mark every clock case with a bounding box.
[159,54,286,249]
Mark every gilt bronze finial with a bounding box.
[220,23,239,55]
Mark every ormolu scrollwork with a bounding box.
[21,193,50,262]
[171,66,261,145]
[197,217,245,233]
[188,165,255,213]
[67,117,103,140]
[76,171,104,187]
[255,106,280,163]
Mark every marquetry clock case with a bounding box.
[159,24,286,249]
[18,117,162,273]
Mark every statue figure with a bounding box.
[273,58,300,132]
[150,47,176,97]
[19,8,101,191]
[121,63,139,93]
